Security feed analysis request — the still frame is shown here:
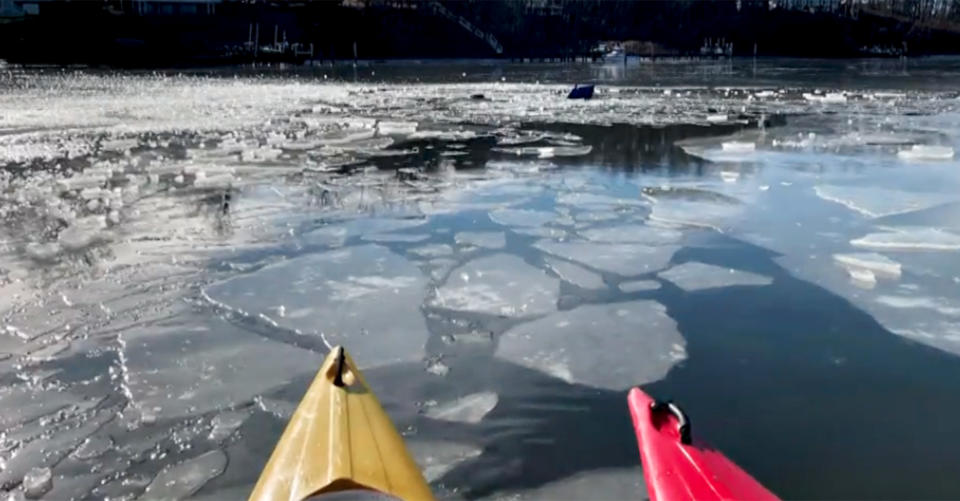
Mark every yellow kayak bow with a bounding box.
[249,346,435,501]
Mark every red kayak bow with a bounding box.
[627,388,779,501]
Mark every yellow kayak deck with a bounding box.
[249,346,435,501]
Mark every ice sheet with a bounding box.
[535,241,678,276]
[659,262,773,291]
[496,301,685,390]
[430,254,559,317]
[204,244,429,368]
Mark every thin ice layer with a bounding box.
[535,240,678,276]
[203,244,429,368]
[851,227,960,251]
[815,185,957,218]
[429,253,559,317]
[659,262,773,291]
[544,258,606,290]
[496,301,685,390]
[580,224,683,245]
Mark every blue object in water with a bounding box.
[568,84,595,100]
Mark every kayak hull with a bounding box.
[627,387,779,501]
[249,346,435,501]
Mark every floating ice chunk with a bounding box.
[141,450,227,501]
[544,258,605,290]
[580,224,683,245]
[848,268,877,288]
[492,467,646,501]
[303,225,348,247]
[876,295,960,316]
[659,262,772,291]
[376,121,418,136]
[204,245,428,368]
[22,468,51,499]
[497,301,684,389]
[489,209,557,227]
[721,141,756,152]
[454,231,506,249]
[898,145,955,161]
[409,244,454,258]
[535,241,678,276]
[424,392,498,424]
[556,192,646,209]
[24,242,62,262]
[815,186,956,218]
[833,253,902,278]
[649,199,742,230]
[430,254,558,317]
[58,216,109,251]
[406,441,482,483]
[72,436,114,460]
[208,410,250,441]
[193,174,235,189]
[493,145,592,157]
[851,227,960,251]
[804,92,846,103]
[573,211,620,224]
[512,227,568,239]
[619,280,661,293]
[362,233,430,243]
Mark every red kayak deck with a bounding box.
[627,388,779,501]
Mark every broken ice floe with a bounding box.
[424,392,498,424]
[140,450,227,500]
[815,186,957,218]
[203,244,428,368]
[496,301,685,389]
[897,145,955,161]
[618,280,662,293]
[659,262,773,291]
[409,244,455,258]
[429,254,559,317]
[544,258,606,290]
[535,241,677,276]
[833,253,902,278]
[579,224,683,245]
[454,232,506,250]
[876,295,960,317]
[407,440,483,484]
[851,227,960,251]
[489,209,558,227]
